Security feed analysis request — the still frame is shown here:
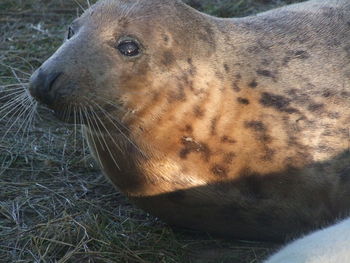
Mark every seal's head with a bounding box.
[29,0,216,127]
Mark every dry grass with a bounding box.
[0,0,302,262]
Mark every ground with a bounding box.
[0,0,301,262]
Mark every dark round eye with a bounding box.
[67,26,75,40]
[117,40,140,57]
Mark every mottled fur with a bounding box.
[29,0,350,241]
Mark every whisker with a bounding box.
[0,98,29,120]
[126,15,155,23]
[89,105,123,152]
[0,62,31,76]
[73,106,78,152]
[0,94,30,121]
[90,101,145,157]
[1,98,34,140]
[14,100,37,140]
[72,0,86,13]
[84,106,105,151]
[82,105,103,167]
[90,95,133,132]
[89,105,122,170]
[2,95,32,123]
[122,0,140,19]
[7,55,35,71]
[79,106,88,166]
[0,89,26,102]
[20,101,37,142]
[66,103,73,123]
[0,85,26,90]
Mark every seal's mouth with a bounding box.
[29,67,128,133]
[39,102,128,136]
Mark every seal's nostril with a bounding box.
[45,72,62,92]
[29,70,63,106]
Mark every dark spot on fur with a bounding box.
[215,71,223,79]
[245,121,272,142]
[320,6,336,17]
[232,74,242,92]
[183,125,193,133]
[224,63,230,72]
[321,130,332,137]
[187,58,197,76]
[284,50,310,65]
[341,91,350,97]
[245,121,266,132]
[261,147,275,161]
[221,136,236,144]
[286,89,311,105]
[179,137,211,161]
[167,84,186,102]
[211,117,218,136]
[232,82,241,92]
[237,97,250,105]
[283,56,292,66]
[290,35,311,44]
[317,145,334,153]
[223,152,236,163]
[261,58,271,66]
[328,112,340,119]
[294,50,310,59]
[151,91,160,102]
[211,165,228,177]
[339,128,349,137]
[260,92,299,113]
[257,69,275,79]
[161,51,175,66]
[248,80,258,88]
[322,90,334,97]
[308,103,325,113]
[163,35,169,43]
[198,26,216,52]
[181,73,193,89]
[193,106,205,118]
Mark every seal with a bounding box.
[28,0,350,241]
[264,217,350,263]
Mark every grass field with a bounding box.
[0,0,301,262]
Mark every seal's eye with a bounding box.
[67,26,75,40]
[117,40,140,57]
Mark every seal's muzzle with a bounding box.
[29,69,62,107]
